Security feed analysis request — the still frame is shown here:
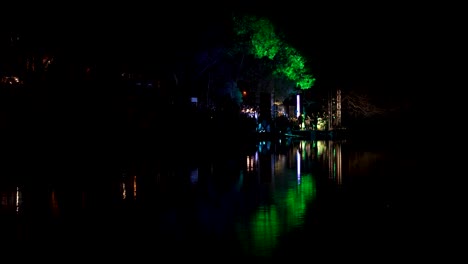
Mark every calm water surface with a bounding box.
[1,137,438,260]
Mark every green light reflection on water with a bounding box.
[238,172,316,257]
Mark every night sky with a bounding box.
[2,1,437,106]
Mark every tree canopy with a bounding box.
[232,14,316,90]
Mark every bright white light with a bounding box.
[296,94,300,118]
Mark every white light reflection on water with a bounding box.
[297,149,301,184]
[16,186,21,214]
[1,186,23,214]
[122,182,127,200]
[121,172,127,200]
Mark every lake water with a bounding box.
[0,136,452,260]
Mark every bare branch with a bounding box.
[342,90,385,118]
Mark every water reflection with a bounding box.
[238,140,318,257]
[1,186,23,214]
[120,172,138,201]
[0,139,416,258]
[316,140,343,184]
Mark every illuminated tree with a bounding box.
[170,13,317,127]
[232,14,316,91]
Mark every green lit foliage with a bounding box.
[250,18,281,60]
[275,46,316,89]
[233,15,281,60]
[233,14,315,90]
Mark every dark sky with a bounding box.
[3,1,433,101]
[264,4,421,89]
